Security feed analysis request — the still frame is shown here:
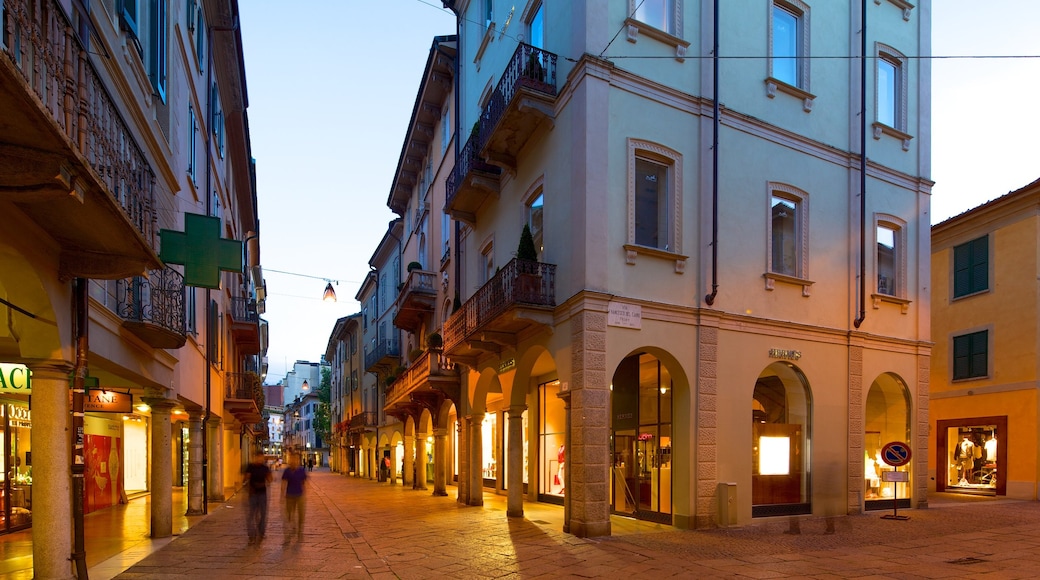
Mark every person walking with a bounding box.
[243,452,272,545]
[282,454,308,543]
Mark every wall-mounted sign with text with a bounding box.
[608,302,642,329]
[768,348,802,361]
[0,363,31,393]
[84,391,133,413]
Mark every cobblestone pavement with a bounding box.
[114,470,1040,579]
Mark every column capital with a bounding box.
[141,397,179,412]
[25,360,74,380]
[508,405,527,417]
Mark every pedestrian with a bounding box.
[307,457,314,471]
[282,454,308,543]
[243,451,272,545]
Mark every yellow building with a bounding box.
[930,177,1040,499]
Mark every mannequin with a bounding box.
[556,444,565,494]
[954,435,975,484]
[985,435,997,461]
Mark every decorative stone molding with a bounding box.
[871,293,911,314]
[624,17,690,62]
[623,244,687,273]
[763,272,814,296]
[875,0,914,21]
[872,122,913,151]
[764,77,816,113]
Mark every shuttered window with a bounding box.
[953,330,987,380]
[953,235,988,298]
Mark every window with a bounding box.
[483,0,493,28]
[953,330,988,380]
[480,241,494,284]
[441,106,451,154]
[192,0,205,70]
[632,0,676,35]
[873,44,910,147]
[149,0,168,103]
[527,191,544,261]
[770,2,807,89]
[528,2,544,49]
[768,185,810,277]
[441,211,451,258]
[187,105,198,183]
[211,82,225,157]
[184,286,197,335]
[627,139,682,262]
[876,224,897,295]
[953,235,989,298]
[120,0,140,40]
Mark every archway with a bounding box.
[864,372,912,508]
[751,362,812,517]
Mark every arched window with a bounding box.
[752,362,811,517]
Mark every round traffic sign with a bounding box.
[881,441,912,467]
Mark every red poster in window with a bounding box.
[84,434,123,514]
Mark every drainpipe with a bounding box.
[853,0,868,328]
[704,0,720,306]
[71,277,88,578]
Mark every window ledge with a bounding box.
[763,272,815,296]
[875,0,914,21]
[624,244,687,273]
[952,288,989,302]
[624,17,690,62]
[871,293,910,314]
[475,22,495,66]
[872,122,913,151]
[764,77,816,113]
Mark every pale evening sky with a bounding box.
[239,1,1040,385]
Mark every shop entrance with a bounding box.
[937,416,1006,496]
[610,353,672,524]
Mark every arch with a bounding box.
[751,361,812,517]
[0,242,66,361]
[510,343,556,407]
[864,372,911,507]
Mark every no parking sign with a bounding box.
[881,441,912,467]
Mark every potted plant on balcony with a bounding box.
[515,224,541,301]
[426,332,443,351]
[524,50,546,85]
[407,261,422,272]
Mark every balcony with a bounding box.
[477,43,558,172]
[117,267,187,349]
[444,131,501,225]
[384,350,460,417]
[348,411,378,433]
[225,372,263,424]
[0,0,161,279]
[364,338,401,374]
[393,269,438,333]
[229,296,261,355]
[443,258,556,363]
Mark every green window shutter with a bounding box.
[953,243,971,298]
[120,0,140,38]
[953,330,987,380]
[971,235,988,294]
[952,334,970,380]
[953,235,989,298]
[969,330,988,378]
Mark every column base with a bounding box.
[433,491,448,497]
[507,509,524,518]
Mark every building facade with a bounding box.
[0,0,265,575]
[326,314,365,474]
[372,0,932,537]
[930,178,1040,500]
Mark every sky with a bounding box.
[239,0,1040,385]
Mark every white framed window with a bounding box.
[764,183,811,294]
[874,214,908,308]
[441,211,451,259]
[480,238,495,285]
[625,139,685,272]
[187,104,198,184]
[873,44,912,149]
[527,1,544,49]
[625,0,688,60]
[441,106,451,154]
[484,0,493,28]
[766,0,813,111]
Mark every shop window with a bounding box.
[539,380,565,502]
[752,363,811,517]
[953,235,989,298]
[938,416,1005,496]
[864,374,911,507]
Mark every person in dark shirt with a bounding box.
[281,454,308,543]
[243,452,272,544]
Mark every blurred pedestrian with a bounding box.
[282,454,308,543]
[243,452,272,544]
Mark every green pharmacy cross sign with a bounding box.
[159,213,243,288]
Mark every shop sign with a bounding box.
[84,390,133,413]
[498,358,515,373]
[0,363,31,393]
[637,432,654,441]
[8,404,30,427]
[608,302,642,329]
[768,348,801,361]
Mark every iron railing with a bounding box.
[478,43,558,150]
[385,350,454,404]
[230,296,259,324]
[348,411,378,431]
[364,337,401,370]
[116,267,185,336]
[2,0,157,246]
[444,258,555,352]
[445,129,501,209]
[226,371,263,406]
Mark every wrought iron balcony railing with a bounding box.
[445,129,502,210]
[117,267,186,349]
[348,411,378,431]
[444,258,556,353]
[364,338,401,371]
[2,0,157,246]
[226,371,263,407]
[477,43,558,149]
[230,296,259,324]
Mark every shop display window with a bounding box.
[751,363,811,516]
[481,413,497,480]
[538,380,565,501]
[864,375,911,505]
[946,425,998,492]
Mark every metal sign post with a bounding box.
[880,441,912,521]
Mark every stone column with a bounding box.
[456,416,468,504]
[415,428,429,491]
[223,421,239,495]
[186,412,204,515]
[557,388,572,534]
[388,445,397,485]
[468,413,484,506]
[507,405,526,517]
[29,362,74,580]
[208,416,225,501]
[144,396,177,538]
[403,433,414,487]
[433,427,448,496]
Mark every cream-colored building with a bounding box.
[374,0,932,537]
[930,178,1040,500]
[0,0,264,575]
